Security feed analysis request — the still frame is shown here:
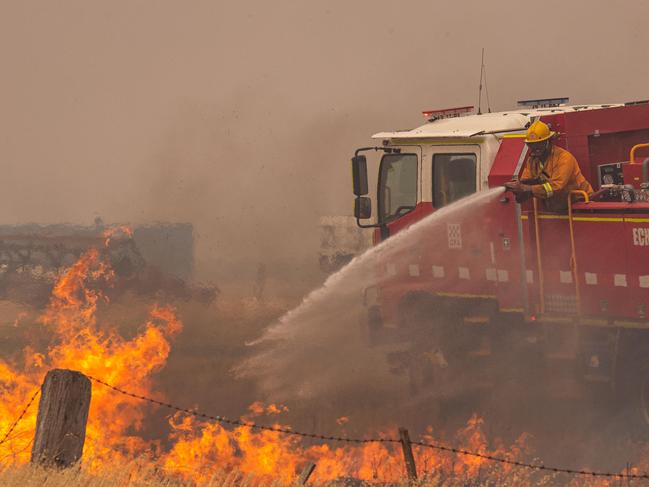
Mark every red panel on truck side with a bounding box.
[488,137,526,188]
[570,202,649,320]
[625,214,649,320]
[571,209,628,318]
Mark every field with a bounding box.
[0,461,580,487]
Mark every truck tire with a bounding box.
[396,293,455,396]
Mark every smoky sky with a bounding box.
[1,0,648,286]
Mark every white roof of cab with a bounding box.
[372,104,623,139]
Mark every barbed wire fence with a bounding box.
[2,372,648,482]
[0,388,39,446]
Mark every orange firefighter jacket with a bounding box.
[521,145,593,211]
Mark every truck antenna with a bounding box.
[477,48,492,115]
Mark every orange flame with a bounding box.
[0,243,607,485]
[160,410,538,484]
[0,246,181,467]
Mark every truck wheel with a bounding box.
[396,294,453,396]
[397,294,456,343]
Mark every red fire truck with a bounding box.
[351,98,649,426]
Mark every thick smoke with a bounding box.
[1,1,648,293]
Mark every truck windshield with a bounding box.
[378,153,418,222]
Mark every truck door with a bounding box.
[421,144,495,298]
[377,146,423,239]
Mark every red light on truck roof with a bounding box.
[422,105,474,121]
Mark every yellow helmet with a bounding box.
[525,120,556,144]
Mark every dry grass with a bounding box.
[0,462,275,487]
[0,461,599,487]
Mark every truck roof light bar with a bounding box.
[422,105,474,121]
[625,99,649,106]
[517,97,569,108]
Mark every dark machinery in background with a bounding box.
[0,221,217,305]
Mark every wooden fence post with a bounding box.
[31,369,91,467]
[399,427,418,480]
[298,462,316,484]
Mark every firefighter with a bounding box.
[505,120,593,211]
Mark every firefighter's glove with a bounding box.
[504,180,523,193]
[504,181,532,203]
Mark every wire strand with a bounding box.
[0,388,40,446]
[88,376,648,480]
[87,376,396,445]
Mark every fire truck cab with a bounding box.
[351,98,649,427]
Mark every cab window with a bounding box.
[432,153,476,208]
[378,153,418,222]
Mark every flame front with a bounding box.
[161,411,538,484]
[0,245,181,466]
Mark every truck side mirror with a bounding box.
[352,155,369,196]
[354,196,372,220]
